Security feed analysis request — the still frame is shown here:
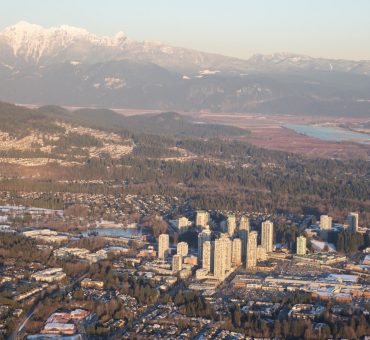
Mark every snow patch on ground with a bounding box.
[311,240,336,252]
[104,77,125,90]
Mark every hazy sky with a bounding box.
[1,0,370,60]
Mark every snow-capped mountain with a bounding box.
[0,21,370,116]
[0,21,248,72]
[1,21,370,74]
[3,21,127,61]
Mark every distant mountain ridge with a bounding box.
[0,21,370,116]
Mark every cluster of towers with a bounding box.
[158,211,361,279]
[320,212,359,233]
[197,211,274,280]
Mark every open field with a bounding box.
[186,112,370,160]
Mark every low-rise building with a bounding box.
[31,268,66,283]
[81,278,104,289]
[41,323,76,335]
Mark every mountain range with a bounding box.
[1,21,370,116]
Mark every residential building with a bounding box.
[347,212,359,233]
[222,233,232,271]
[202,240,213,273]
[256,245,267,261]
[214,238,226,279]
[232,238,242,266]
[172,254,182,272]
[214,234,231,279]
[320,215,332,230]
[177,242,189,257]
[227,214,236,236]
[239,216,250,262]
[239,215,250,232]
[261,220,274,253]
[196,210,209,228]
[31,268,66,283]
[184,255,198,266]
[198,225,212,261]
[81,278,104,289]
[176,217,191,233]
[296,235,307,255]
[158,234,170,259]
[246,231,258,269]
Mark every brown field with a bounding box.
[184,112,370,160]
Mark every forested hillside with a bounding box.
[0,102,369,219]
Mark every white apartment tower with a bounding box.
[177,217,190,234]
[214,234,232,279]
[246,231,257,269]
[196,210,209,228]
[227,214,237,236]
[214,238,226,279]
[221,233,232,271]
[177,242,189,257]
[296,235,307,255]
[261,220,274,253]
[172,254,182,271]
[198,225,212,261]
[239,216,250,232]
[232,238,242,266]
[202,240,213,273]
[320,215,332,230]
[158,234,170,259]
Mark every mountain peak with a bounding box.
[0,21,128,62]
[10,20,43,30]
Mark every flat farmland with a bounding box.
[188,112,370,160]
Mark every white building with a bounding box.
[172,254,182,272]
[198,225,212,261]
[158,234,170,259]
[196,210,209,228]
[320,215,332,230]
[223,234,232,271]
[202,240,213,273]
[239,216,250,232]
[256,245,267,261]
[214,238,226,279]
[232,238,242,266]
[227,214,236,236]
[214,233,232,279]
[177,242,189,257]
[296,236,307,255]
[31,268,66,283]
[246,231,258,269]
[176,217,191,233]
[261,220,274,253]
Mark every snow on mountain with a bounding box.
[1,21,370,116]
[249,52,314,64]
[1,21,370,75]
[0,21,128,63]
[0,21,250,72]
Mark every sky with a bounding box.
[1,0,370,60]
